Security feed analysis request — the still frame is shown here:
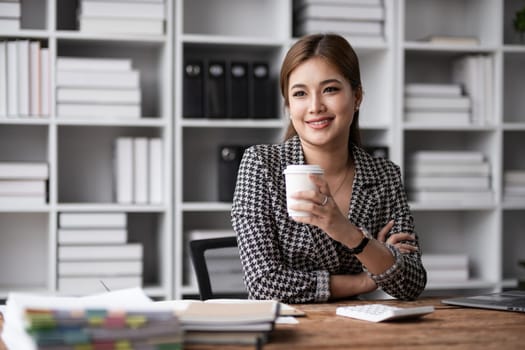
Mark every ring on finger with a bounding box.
[321,195,328,206]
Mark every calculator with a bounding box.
[336,304,434,323]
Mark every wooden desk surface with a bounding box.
[2,298,524,350]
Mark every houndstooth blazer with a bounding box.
[231,135,427,303]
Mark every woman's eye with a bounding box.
[324,86,339,93]
[292,91,306,97]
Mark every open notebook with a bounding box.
[442,290,525,312]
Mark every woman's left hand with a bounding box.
[377,220,418,254]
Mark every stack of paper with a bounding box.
[404,83,471,125]
[407,151,493,205]
[56,56,141,119]
[1,288,183,350]
[294,0,385,44]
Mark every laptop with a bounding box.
[442,290,525,312]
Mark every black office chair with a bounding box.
[189,236,248,300]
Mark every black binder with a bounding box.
[206,61,227,118]
[218,145,247,202]
[251,62,274,118]
[183,60,204,118]
[229,62,249,118]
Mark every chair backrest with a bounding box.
[189,236,248,300]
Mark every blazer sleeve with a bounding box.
[231,147,330,304]
[367,163,427,300]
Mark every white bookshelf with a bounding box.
[1,0,524,300]
[0,0,173,299]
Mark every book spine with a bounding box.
[133,138,149,204]
[29,41,41,116]
[58,212,127,228]
[148,138,163,204]
[58,228,128,244]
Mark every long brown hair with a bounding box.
[280,33,362,147]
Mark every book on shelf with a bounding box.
[409,151,485,163]
[404,83,462,97]
[40,48,50,116]
[58,243,143,261]
[410,191,494,204]
[404,111,471,125]
[6,41,17,117]
[148,137,163,204]
[57,87,141,104]
[17,39,29,117]
[56,56,133,72]
[59,212,127,228]
[296,3,385,21]
[80,0,166,19]
[133,137,149,204]
[114,137,134,204]
[422,254,469,270]
[504,186,525,196]
[79,17,165,35]
[404,96,471,112]
[29,41,40,116]
[426,268,469,282]
[58,228,128,245]
[58,275,142,294]
[58,260,143,276]
[0,162,49,179]
[0,1,21,18]
[295,0,382,8]
[0,18,20,32]
[0,180,46,196]
[418,35,479,46]
[296,18,383,36]
[452,55,493,125]
[408,176,490,190]
[56,70,140,88]
[504,170,525,185]
[408,162,491,176]
[0,195,46,206]
[0,41,6,117]
[57,103,141,118]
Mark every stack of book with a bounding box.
[294,0,385,44]
[0,39,50,118]
[78,0,166,35]
[57,212,143,294]
[404,83,471,125]
[422,254,469,285]
[0,0,20,31]
[186,230,242,293]
[114,137,163,204]
[0,162,48,206]
[177,299,280,347]
[3,288,183,350]
[56,56,141,119]
[407,151,493,205]
[503,170,525,204]
[452,54,494,125]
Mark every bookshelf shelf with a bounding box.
[1,0,523,300]
[0,0,173,299]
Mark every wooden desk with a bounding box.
[1,298,524,349]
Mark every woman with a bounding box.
[231,34,426,303]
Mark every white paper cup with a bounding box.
[283,165,324,217]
